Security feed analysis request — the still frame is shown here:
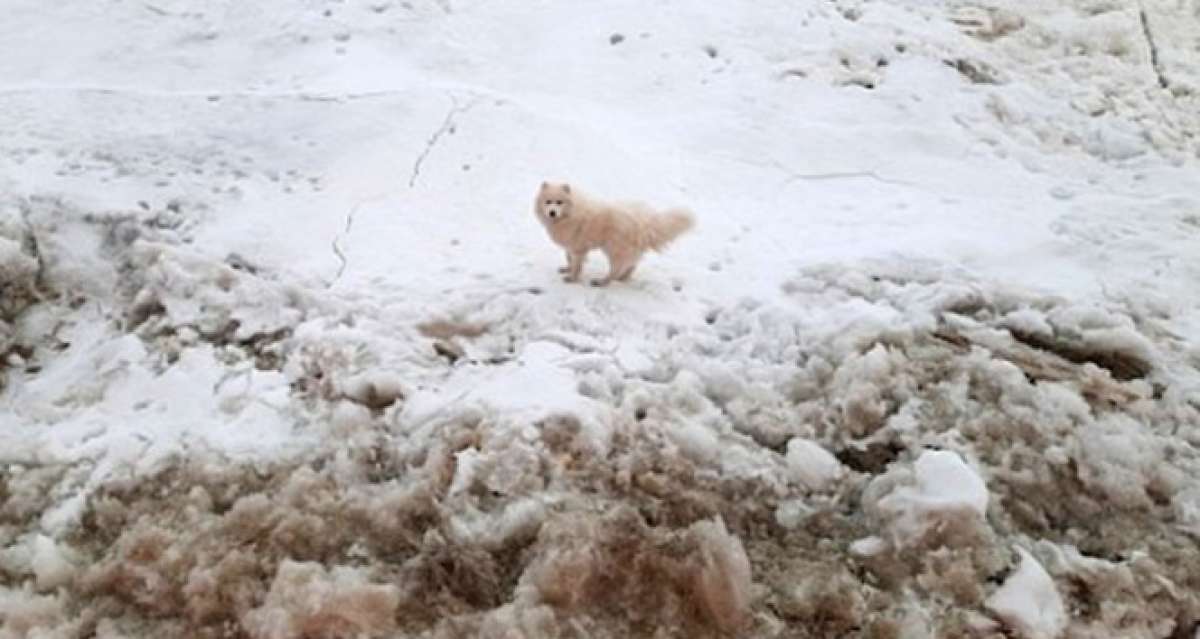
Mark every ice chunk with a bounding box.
[690,518,753,633]
[785,438,844,490]
[985,547,1066,639]
[669,421,720,464]
[774,499,813,530]
[1001,308,1053,340]
[849,536,887,558]
[874,450,989,548]
[30,534,78,591]
[448,447,483,496]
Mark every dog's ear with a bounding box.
[562,183,571,194]
[540,181,548,190]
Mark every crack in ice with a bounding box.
[757,158,920,190]
[408,97,478,188]
[327,199,370,287]
[1137,4,1170,90]
[779,169,915,187]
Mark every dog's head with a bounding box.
[535,181,573,223]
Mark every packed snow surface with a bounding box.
[2,0,1200,637]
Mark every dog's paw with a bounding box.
[557,266,570,274]
[589,278,610,287]
[562,275,579,283]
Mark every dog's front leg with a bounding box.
[563,251,586,283]
[558,251,571,274]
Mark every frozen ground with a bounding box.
[2,1,1200,637]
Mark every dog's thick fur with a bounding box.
[533,181,695,286]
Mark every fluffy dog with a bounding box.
[533,181,695,286]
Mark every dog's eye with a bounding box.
[555,200,563,205]
[545,200,552,205]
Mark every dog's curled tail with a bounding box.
[644,208,696,252]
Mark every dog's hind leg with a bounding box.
[592,249,633,287]
[616,258,640,281]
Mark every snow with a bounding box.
[985,547,1067,639]
[2,0,1199,636]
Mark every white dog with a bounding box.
[533,181,695,286]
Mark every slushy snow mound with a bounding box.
[2,0,1200,637]
[4,238,1200,637]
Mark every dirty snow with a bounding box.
[2,0,1200,637]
